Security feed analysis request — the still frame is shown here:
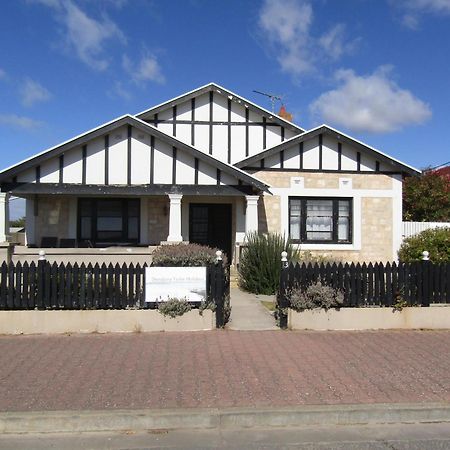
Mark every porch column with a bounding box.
[167,194,183,242]
[245,195,259,234]
[0,193,9,243]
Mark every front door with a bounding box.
[189,204,232,259]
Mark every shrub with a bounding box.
[289,281,344,312]
[158,298,192,318]
[398,227,450,263]
[299,250,341,265]
[238,232,299,295]
[152,243,227,267]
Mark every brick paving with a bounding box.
[0,330,449,412]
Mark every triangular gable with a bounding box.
[234,124,421,175]
[135,82,303,165]
[0,115,269,193]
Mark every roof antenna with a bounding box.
[253,90,283,114]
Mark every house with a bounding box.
[0,83,420,264]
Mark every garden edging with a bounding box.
[288,305,450,330]
[0,309,215,335]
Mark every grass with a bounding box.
[260,300,276,312]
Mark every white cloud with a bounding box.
[110,80,132,100]
[257,0,356,77]
[394,0,450,28]
[123,54,165,84]
[309,66,432,133]
[20,78,51,107]
[32,0,125,70]
[0,114,43,130]
[0,68,6,80]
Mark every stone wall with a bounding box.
[35,196,70,245]
[147,197,169,245]
[251,171,398,263]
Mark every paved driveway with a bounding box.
[0,330,449,412]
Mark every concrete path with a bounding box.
[227,287,278,330]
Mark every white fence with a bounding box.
[402,221,450,239]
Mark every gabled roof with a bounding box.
[136,82,305,133]
[234,124,421,175]
[0,115,270,192]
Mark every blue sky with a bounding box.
[1,0,450,218]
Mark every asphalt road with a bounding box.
[1,422,450,449]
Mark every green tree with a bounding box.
[10,216,25,228]
[403,171,450,222]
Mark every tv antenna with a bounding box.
[253,90,283,113]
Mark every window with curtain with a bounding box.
[289,197,352,244]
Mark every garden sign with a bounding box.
[145,267,207,302]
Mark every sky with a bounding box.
[1,0,450,219]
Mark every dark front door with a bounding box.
[189,204,232,259]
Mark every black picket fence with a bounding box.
[0,260,229,327]
[278,261,450,328]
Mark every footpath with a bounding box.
[0,330,449,434]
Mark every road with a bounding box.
[1,422,450,449]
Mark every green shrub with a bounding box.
[158,298,192,318]
[238,232,299,295]
[152,243,228,266]
[299,250,342,265]
[398,227,450,263]
[289,281,344,312]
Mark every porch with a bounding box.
[1,191,260,265]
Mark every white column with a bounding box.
[167,194,183,242]
[0,193,10,243]
[245,195,259,234]
[25,197,36,246]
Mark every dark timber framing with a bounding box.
[148,119,286,126]
[281,126,285,142]
[154,113,158,128]
[244,167,404,175]
[245,108,249,157]
[59,155,64,184]
[104,135,109,185]
[0,115,270,192]
[172,105,177,137]
[357,152,361,172]
[209,91,213,155]
[376,161,380,173]
[172,147,177,184]
[194,158,199,184]
[82,144,87,184]
[127,125,132,185]
[234,125,419,175]
[36,166,40,184]
[191,98,195,146]
[263,117,267,149]
[299,142,304,170]
[280,150,284,169]
[227,98,232,164]
[150,135,155,184]
[4,183,258,197]
[318,134,323,171]
[216,169,221,186]
[338,142,342,171]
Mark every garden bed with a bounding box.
[288,305,450,330]
[0,309,215,335]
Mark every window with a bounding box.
[289,197,352,244]
[78,198,140,245]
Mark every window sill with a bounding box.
[294,243,359,251]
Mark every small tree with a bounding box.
[403,171,450,222]
[398,227,450,263]
[10,216,25,228]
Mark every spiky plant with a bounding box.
[238,232,299,295]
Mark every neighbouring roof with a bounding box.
[135,82,305,133]
[0,114,270,192]
[235,124,421,175]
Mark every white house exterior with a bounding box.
[0,83,420,263]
